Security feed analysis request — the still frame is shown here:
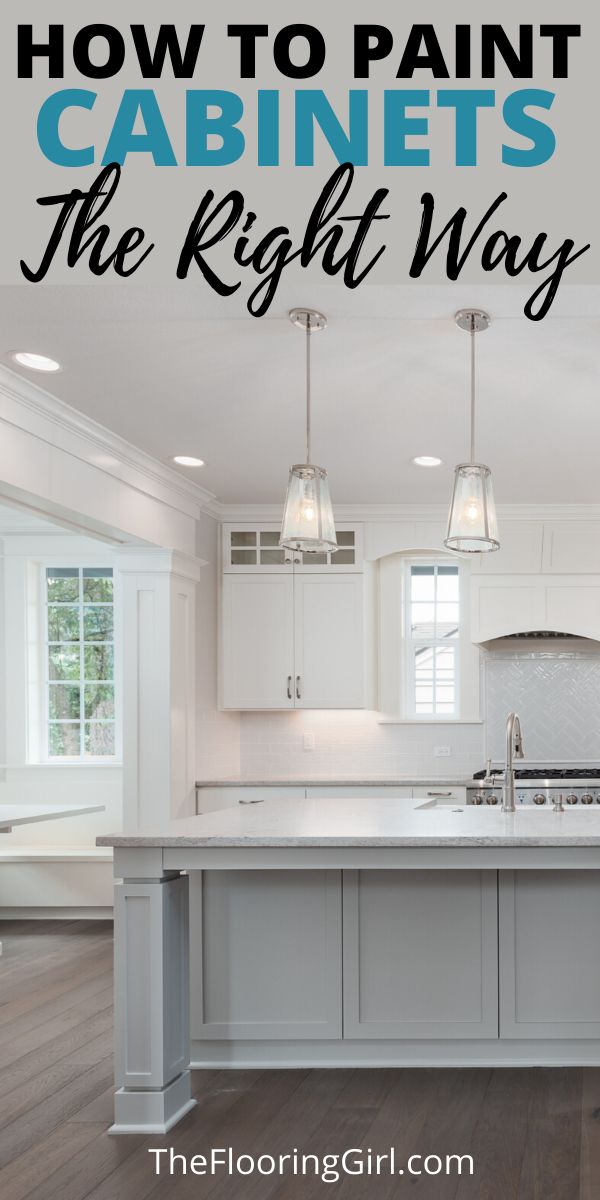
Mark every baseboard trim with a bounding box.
[0,907,113,920]
[190,1038,600,1069]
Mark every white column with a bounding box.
[116,550,203,828]
[111,850,195,1134]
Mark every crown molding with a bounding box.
[213,501,600,524]
[0,364,219,521]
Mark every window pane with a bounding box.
[83,606,113,641]
[48,646,80,681]
[411,566,435,602]
[337,531,355,547]
[259,531,279,547]
[84,684,114,721]
[82,570,113,602]
[85,723,115,757]
[437,571,459,602]
[48,606,80,641]
[48,683,80,720]
[49,723,80,756]
[47,568,79,602]
[411,603,435,638]
[84,643,114,681]
[231,532,256,547]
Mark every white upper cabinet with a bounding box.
[221,575,295,709]
[222,523,363,572]
[220,564,365,711]
[294,575,365,709]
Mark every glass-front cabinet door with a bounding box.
[222,524,363,572]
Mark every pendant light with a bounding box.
[280,308,338,555]
[444,308,500,554]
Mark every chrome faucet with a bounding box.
[502,712,524,813]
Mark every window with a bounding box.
[45,567,115,759]
[406,564,459,716]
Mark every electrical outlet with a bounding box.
[303,733,315,751]
[434,745,451,757]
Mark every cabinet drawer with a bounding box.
[306,787,413,800]
[412,787,466,804]
[196,787,305,813]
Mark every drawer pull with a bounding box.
[239,798,265,805]
[427,791,453,797]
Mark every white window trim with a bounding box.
[28,558,123,765]
[403,561,461,719]
[377,551,481,724]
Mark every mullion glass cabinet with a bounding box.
[222,524,363,572]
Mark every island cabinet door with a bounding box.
[342,870,499,1040]
[499,870,600,1039]
[189,870,342,1040]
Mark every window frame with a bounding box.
[377,551,481,724]
[404,562,461,719]
[39,562,121,764]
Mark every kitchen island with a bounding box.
[99,797,600,1134]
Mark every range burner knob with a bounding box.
[533,793,546,805]
[566,793,578,805]
[471,794,483,805]
[485,793,498,805]
[581,793,593,805]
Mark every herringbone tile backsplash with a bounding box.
[485,653,600,763]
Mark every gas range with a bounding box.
[468,767,600,807]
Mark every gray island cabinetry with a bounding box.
[99,797,600,1134]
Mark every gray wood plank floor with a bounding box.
[0,920,598,1199]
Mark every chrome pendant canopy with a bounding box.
[444,309,499,554]
[280,309,337,555]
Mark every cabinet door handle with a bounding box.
[296,675,302,700]
[287,675,292,700]
[427,791,453,797]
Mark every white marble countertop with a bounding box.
[98,797,600,848]
[1,803,104,831]
[195,777,470,788]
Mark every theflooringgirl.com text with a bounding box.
[147,1145,475,1184]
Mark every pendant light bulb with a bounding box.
[280,309,338,555]
[444,309,500,554]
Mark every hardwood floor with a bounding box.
[0,920,598,1199]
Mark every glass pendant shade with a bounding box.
[280,464,337,553]
[445,462,499,553]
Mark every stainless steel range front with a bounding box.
[467,768,600,807]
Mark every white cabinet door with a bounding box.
[294,574,364,709]
[499,870,600,1039]
[190,870,342,1040]
[221,575,294,709]
[343,870,498,1039]
[475,522,544,574]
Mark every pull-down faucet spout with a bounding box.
[502,712,524,813]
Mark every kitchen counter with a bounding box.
[195,777,470,788]
[99,796,600,848]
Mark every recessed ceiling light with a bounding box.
[12,351,61,372]
[411,455,442,468]
[172,455,205,467]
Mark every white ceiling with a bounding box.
[1,283,599,506]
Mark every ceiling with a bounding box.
[0,283,599,506]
